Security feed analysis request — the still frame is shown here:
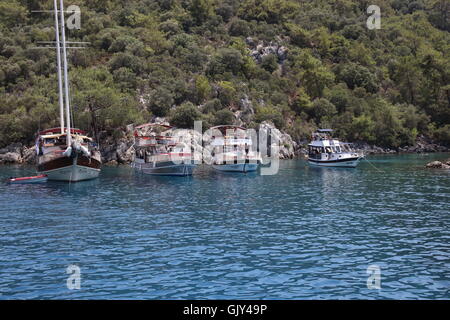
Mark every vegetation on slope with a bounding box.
[0,0,449,148]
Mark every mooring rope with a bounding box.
[362,156,385,173]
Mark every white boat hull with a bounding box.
[212,163,259,173]
[133,162,196,176]
[42,164,100,181]
[308,157,361,168]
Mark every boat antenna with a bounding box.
[59,0,71,147]
[53,0,65,134]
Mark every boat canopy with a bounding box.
[39,133,93,141]
[316,129,334,133]
[210,125,247,133]
[38,128,86,136]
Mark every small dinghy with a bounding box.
[8,174,48,184]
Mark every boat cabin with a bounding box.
[133,123,191,163]
[36,128,93,158]
[209,125,254,148]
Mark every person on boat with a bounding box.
[37,139,44,156]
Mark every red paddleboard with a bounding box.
[8,175,48,184]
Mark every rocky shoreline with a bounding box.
[1,126,448,166]
[426,159,450,169]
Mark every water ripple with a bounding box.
[0,154,449,299]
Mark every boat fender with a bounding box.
[63,146,72,158]
[72,141,82,153]
[80,145,91,157]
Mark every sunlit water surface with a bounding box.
[0,154,449,299]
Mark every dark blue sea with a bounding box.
[0,154,449,299]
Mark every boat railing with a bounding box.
[37,150,65,164]
[135,136,178,147]
[145,153,193,163]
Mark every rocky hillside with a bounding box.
[0,0,449,160]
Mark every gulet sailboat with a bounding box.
[132,123,196,176]
[35,0,101,181]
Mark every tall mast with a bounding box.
[59,0,71,146]
[53,0,65,134]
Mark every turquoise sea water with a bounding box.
[0,153,449,299]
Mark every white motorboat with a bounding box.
[209,126,261,173]
[308,129,364,168]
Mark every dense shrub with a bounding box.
[0,0,448,150]
[213,109,235,126]
[169,103,202,129]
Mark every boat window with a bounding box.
[44,138,56,145]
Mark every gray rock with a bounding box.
[259,121,297,159]
[117,145,134,164]
[22,147,36,164]
[0,152,22,163]
[239,95,254,114]
[0,143,22,155]
[426,160,450,169]
[277,46,288,61]
[116,137,134,164]
[245,37,255,47]
[251,50,262,63]
[105,160,119,166]
[126,124,135,133]
[251,41,284,64]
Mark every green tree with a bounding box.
[207,48,245,77]
[291,88,312,115]
[169,102,202,128]
[217,81,237,107]
[289,50,335,98]
[0,1,28,28]
[213,109,235,126]
[148,87,174,117]
[254,105,285,129]
[336,63,378,93]
[261,54,278,73]
[190,0,215,26]
[348,115,376,143]
[312,98,337,121]
[195,75,212,103]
